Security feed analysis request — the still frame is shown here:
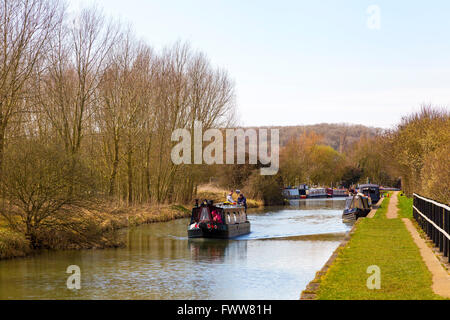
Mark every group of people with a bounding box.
[226,190,247,211]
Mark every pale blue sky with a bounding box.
[70,0,450,128]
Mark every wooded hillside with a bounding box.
[253,123,383,152]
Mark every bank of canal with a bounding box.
[0,200,350,299]
[306,194,447,300]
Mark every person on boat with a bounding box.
[211,210,223,224]
[226,190,234,204]
[237,194,247,212]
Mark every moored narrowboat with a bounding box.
[326,188,333,198]
[298,184,308,198]
[326,188,350,198]
[342,193,371,221]
[282,187,300,199]
[308,187,327,198]
[358,184,381,204]
[188,200,250,239]
[332,188,349,198]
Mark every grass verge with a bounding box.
[397,192,414,219]
[315,196,444,300]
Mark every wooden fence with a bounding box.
[413,193,450,263]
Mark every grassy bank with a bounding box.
[315,196,443,300]
[0,228,31,260]
[0,203,191,260]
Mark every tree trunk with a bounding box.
[25,221,39,249]
[0,126,4,179]
[145,138,152,202]
[127,146,133,205]
[109,136,120,197]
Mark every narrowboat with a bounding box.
[358,184,380,204]
[342,193,372,221]
[282,187,300,199]
[298,184,308,198]
[307,187,327,198]
[326,188,333,198]
[188,200,250,239]
[327,188,349,198]
[331,188,349,198]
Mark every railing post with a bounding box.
[446,208,450,262]
[443,207,448,258]
[434,203,438,248]
[440,206,443,250]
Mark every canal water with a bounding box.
[0,199,350,300]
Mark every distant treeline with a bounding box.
[257,123,383,152]
[211,106,449,206]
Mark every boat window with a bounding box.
[233,213,237,223]
[199,207,211,222]
[226,213,231,224]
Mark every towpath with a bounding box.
[386,191,399,219]
[367,191,397,219]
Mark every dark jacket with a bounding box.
[237,195,247,209]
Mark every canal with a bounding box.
[0,200,350,299]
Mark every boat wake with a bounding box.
[235,231,347,241]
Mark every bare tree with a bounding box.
[98,30,154,203]
[0,0,63,176]
[1,140,94,248]
[39,6,119,159]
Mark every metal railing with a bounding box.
[413,193,450,263]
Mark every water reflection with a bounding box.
[188,239,248,264]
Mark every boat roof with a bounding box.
[359,184,380,188]
[346,192,369,198]
[214,203,245,209]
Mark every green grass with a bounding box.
[397,193,414,219]
[372,192,391,220]
[316,196,444,300]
